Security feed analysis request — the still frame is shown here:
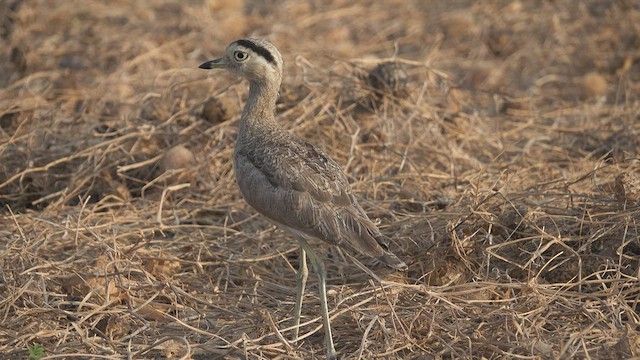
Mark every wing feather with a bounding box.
[234,133,387,259]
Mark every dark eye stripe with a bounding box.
[235,39,277,65]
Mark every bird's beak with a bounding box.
[199,58,226,70]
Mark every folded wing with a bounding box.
[235,134,406,270]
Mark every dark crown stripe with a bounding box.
[235,39,277,65]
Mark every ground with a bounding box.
[1,0,640,359]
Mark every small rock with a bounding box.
[160,145,195,173]
[367,62,408,97]
[201,97,235,124]
[581,72,608,98]
[614,172,640,203]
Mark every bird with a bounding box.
[199,38,407,360]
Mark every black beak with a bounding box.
[199,58,225,69]
[198,61,214,69]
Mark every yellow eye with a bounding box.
[234,51,248,62]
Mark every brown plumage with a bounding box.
[199,38,407,359]
[235,128,407,270]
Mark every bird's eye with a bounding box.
[234,51,248,62]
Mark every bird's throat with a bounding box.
[239,81,280,132]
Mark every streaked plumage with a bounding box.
[199,38,407,359]
[235,128,407,270]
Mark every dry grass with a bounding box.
[1,0,640,359]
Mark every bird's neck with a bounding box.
[239,80,280,132]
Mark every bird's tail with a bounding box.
[379,250,408,271]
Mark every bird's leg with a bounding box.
[298,238,337,360]
[292,246,308,342]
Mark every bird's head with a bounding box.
[199,38,283,86]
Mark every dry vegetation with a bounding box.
[1,0,640,359]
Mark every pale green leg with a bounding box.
[292,247,308,342]
[297,237,337,360]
